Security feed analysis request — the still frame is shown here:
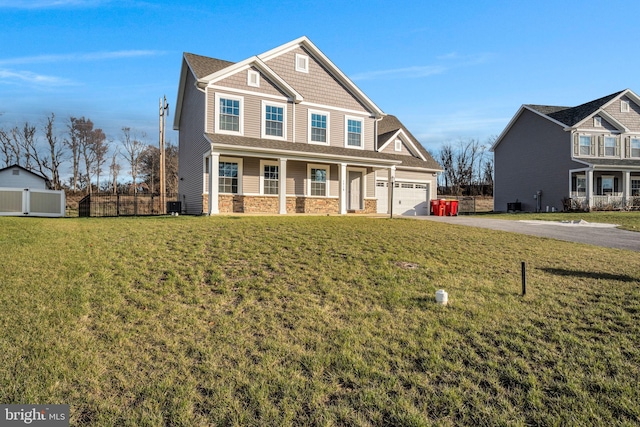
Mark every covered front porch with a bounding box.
[569,167,640,210]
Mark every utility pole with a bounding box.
[159,95,169,214]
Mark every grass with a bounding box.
[478,211,640,231]
[1,215,639,426]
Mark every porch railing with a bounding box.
[569,194,640,210]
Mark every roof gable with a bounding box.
[376,115,441,170]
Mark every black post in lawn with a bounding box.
[521,261,527,296]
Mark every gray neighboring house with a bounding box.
[0,164,51,189]
[492,89,640,212]
[173,36,441,216]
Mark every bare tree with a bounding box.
[43,114,65,190]
[120,127,146,194]
[108,148,121,194]
[438,138,492,196]
[65,117,84,192]
[139,142,179,194]
[0,128,14,167]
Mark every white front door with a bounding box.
[348,171,362,210]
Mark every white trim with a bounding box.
[218,156,243,194]
[573,108,628,133]
[346,166,367,210]
[307,163,330,197]
[247,69,260,88]
[621,99,630,112]
[308,109,330,145]
[209,85,289,102]
[208,152,219,215]
[300,101,371,117]
[259,159,280,195]
[344,115,364,149]
[261,100,288,141]
[295,53,309,73]
[395,139,402,152]
[203,152,210,194]
[594,116,602,127]
[377,129,426,161]
[214,93,244,136]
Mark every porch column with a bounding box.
[208,152,219,215]
[388,166,396,215]
[279,158,287,214]
[339,162,347,215]
[586,169,594,209]
[623,170,631,207]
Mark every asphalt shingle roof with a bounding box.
[377,115,441,170]
[526,90,625,127]
[184,52,234,79]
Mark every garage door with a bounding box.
[376,181,430,215]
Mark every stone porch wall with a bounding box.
[202,194,346,214]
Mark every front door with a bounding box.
[348,171,362,210]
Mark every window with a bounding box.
[219,161,239,194]
[12,169,19,176]
[345,117,362,148]
[263,102,285,139]
[632,179,640,196]
[579,135,592,156]
[601,176,614,195]
[308,166,328,196]
[247,70,260,87]
[604,136,617,156]
[395,139,402,152]
[594,117,602,127]
[215,94,243,135]
[621,100,630,112]
[261,162,279,195]
[631,138,640,158]
[309,111,328,144]
[295,54,309,73]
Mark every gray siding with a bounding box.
[603,95,640,132]
[0,168,47,189]
[494,109,582,212]
[580,115,620,132]
[177,69,209,214]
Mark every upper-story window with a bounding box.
[262,101,286,140]
[631,138,640,158]
[621,100,630,112]
[215,94,243,135]
[603,136,617,157]
[309,111,329,144]
[579,135,592,156]
[345,117,362,148]
[247,70,260,88]
[395,139,402,152]
[593,117,602,127]
[295,54,309,73]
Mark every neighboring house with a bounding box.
[0,164,50,189]
[492,89,640,212]
[173,36,441,216]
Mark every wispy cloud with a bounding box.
[0,50,164,66]
[0,69,75,86]
[351,52,495,82]
[0,0,106,8]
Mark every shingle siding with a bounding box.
[603,95,640,132]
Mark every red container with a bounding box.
[431,199,442,216]
[446,200,459,216]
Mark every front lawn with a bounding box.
[1,216,639,426]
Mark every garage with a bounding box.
[376,180,430,215]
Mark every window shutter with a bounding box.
[596,177,602,194]
[590,137,595,156]
[614,178,619,193]
[598,135,604,157]
[615,137,621,157]
[573,134,579,156]
[625,137,631,158]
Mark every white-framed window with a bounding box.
[308,110,329,145]
[261,101,286,140]
[307,164,328,197]
[219,157,243,194]
[594,117,602,127]
[215,93,243,135]
[247,69,260,88]
[260,160,279,195]
[603,136,617,157]
[631,179,640,196]
[631,138,640,158]
[345,116,363,148]
[621,100,630,112]
[579,135,592,156]
[394,139,402,152]
[601,176,614,195]
[295,53,309,73]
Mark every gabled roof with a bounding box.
[376,115,441,170]
[184,53,234,79]
[0,164,50,185]
[492,89,639,151]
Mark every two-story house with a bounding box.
[492,89,640,212]
[173,36,441,216]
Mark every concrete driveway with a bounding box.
[405,215,640,252]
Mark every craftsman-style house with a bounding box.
[173,36,441,215]
[492,89,640,212]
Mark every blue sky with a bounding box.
[1,0,639,156]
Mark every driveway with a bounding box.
[405,215,640,252]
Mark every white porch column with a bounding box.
[279,158,287,214]
[388,166,396,215]
[586,169,594,209]
[339,162,347,215]
[623,170,631,207]
[208,152,219,215]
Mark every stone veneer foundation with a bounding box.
[201,195,375,215]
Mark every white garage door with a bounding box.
[376,181,430,216]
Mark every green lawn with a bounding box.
[480,211,640,232]
[1,216,639,426]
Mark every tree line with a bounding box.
[436,137,495,197]
[0,113,178,195]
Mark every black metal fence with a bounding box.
[79,193,178,217]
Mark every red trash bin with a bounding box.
[430,200,440,215]
[447,200,458,216]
